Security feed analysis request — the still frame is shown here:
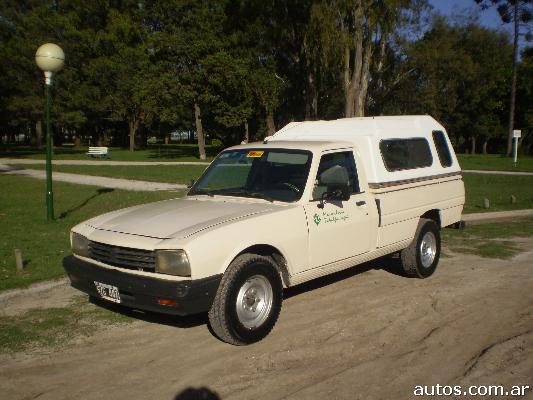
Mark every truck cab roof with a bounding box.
[228,140,355,153]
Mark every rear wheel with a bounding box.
[400,218,441,278]
[208,254,283,345]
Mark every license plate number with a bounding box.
[94,281,121,303]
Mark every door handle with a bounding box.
[356,200,366,206]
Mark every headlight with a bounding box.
[71,232,89,257]
[155,250,191,277]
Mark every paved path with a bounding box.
[462,208,533,222]
[0,158,210,166]
[462,169,533,176]
[0,165,187,191]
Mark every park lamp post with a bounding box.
[35,43,65,221]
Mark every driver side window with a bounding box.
[312,151,360,200]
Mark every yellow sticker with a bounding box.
[247,150,264,158]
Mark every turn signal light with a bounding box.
[158,298,178,307]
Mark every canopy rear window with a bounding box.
[379,138,433,171]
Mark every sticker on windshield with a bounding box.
[247,150,264,158]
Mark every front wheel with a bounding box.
[208,254,283,345]
[400,218,441,278]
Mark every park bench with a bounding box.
[86,146,109,158]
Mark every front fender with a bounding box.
[184,205,309,281]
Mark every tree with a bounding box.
[475,0,533,155]
[0,1,69,147]
[516,47,533,155]
[299,0,427,118]
[303,0,344,119]
[148,0,228,159]
[223,0,289,135]
[387,18,512,152]
[89,3,161,151]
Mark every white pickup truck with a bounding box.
[64,115,465,345]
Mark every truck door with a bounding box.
[303,149,376,269]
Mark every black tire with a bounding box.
[208,254,283,345]
[400,218,441,278]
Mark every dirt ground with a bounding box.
[1,242,532,400]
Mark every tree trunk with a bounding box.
[34,120,43,149]
[97,128,103,147]
[194,102,206,160]
[344,0,369,118]
[244,121,249,143]
[308,72,318,120]
[305,69,318,120]
[128,117,138,152]
[164,135,169,145]
[266,110,276,136]
[524,141,532,156]
[507,1,519,157]
[470,136,476,155]
[482,139,488,155]
[343,44,354,117]
[356,36,373,117]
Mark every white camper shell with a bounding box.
[268,115,460,184]
[64,115,465,345]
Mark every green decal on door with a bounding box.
[314,210,349,226]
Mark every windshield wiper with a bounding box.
[243,191,275,202]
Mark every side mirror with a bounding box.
[318,165,351,205]
[330,185,351,201]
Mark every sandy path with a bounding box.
[1,243,532,400]
[463,169,533,176]
[0,158,210,166]
[462,209,533,222]
[0,166,187,191]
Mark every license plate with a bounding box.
[94,281,121,303]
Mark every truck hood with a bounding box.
[86,197,278,239]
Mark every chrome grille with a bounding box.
[88,241,155,272]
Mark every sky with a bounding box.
[428,0,531,48]
[429,0,508,30]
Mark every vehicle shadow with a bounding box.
[89,255,405,329]
[283,255,405,299]
[90,296,208,328]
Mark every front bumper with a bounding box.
[63,255,221,316]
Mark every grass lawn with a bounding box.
[442,217,533,259]
[457,154,533,172]
[462,174,533,213]
[1,166,531,291]
[12,164,533,213]
[0,174,183,291]
[0,143,221,162]
[14,164,208,184]
[0,296,133,353]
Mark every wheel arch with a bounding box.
[234,244,291,288]
[421,209,441,229]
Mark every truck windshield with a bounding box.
[188,149,312,202]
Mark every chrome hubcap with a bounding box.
[420,231,437,268]
[236,275,273,329]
